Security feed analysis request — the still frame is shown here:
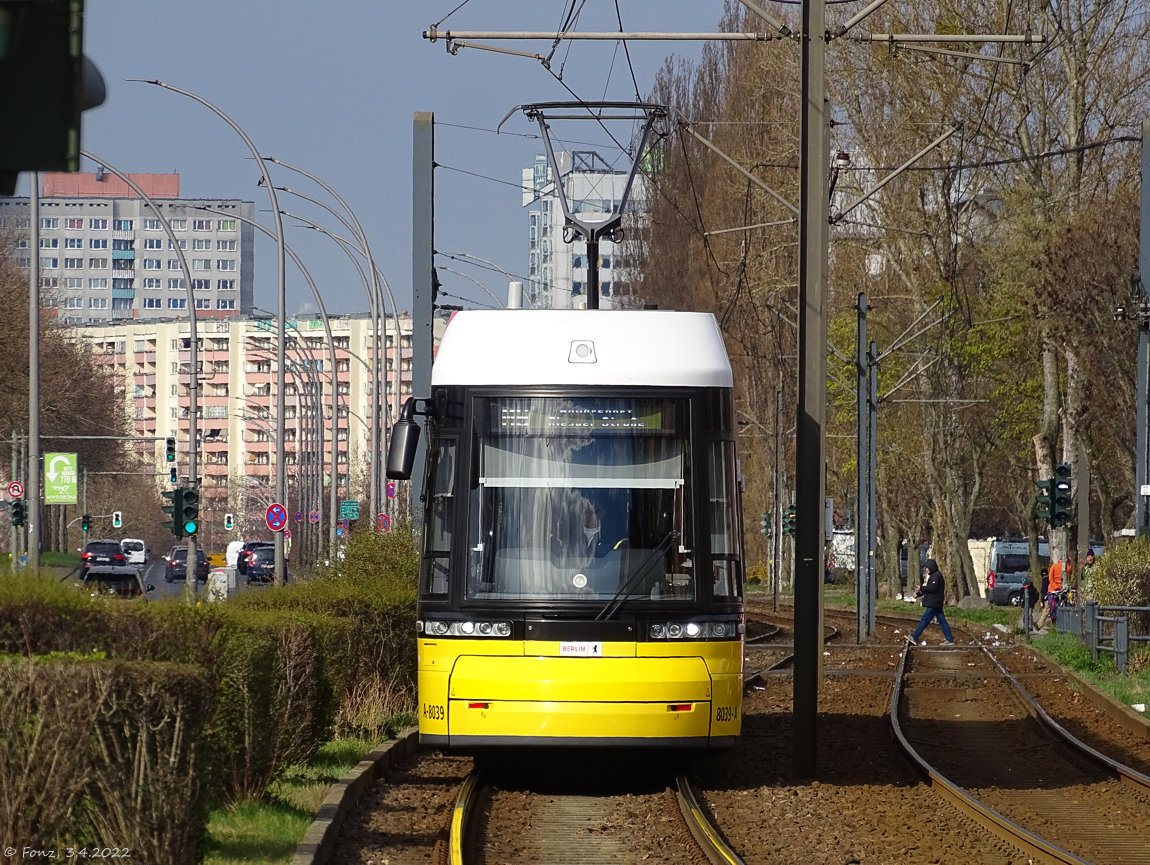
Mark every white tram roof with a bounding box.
[432,310,732,388]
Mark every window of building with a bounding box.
[143,259,162,270]
[66,218,83,229]
[112,259,134,271]
[64,297,83,309]
[217,219,236,231]
[216,279,235,291]
[193,259,210,271]
[40,257,58,269]
[112,278,133,290]
[168,298,187,310]
[16,256,30,268]
[16,238,28,249]
[111,297,132,312]
[167,239,186,250]
[40,237,58,248]
[113,238,134,250]
[89,218,108,230]
[216,259,236,271]
[167,259,180,270]
[170,218,187,230]
[64,277,82,288]
[142,297,163,309]
[89,238,108,250]
[192,278,210,291]
[63,257,82,269]
[144,218,161,231]
[192,219,212,231]
[168,278,185,290]
[90,297,108,309]
[143,278,161,289]
[195,298,211,309]
[39,277,58,289]
[216,298,236,310]
[89,278,107,289]
[216,239,236,251]
[40,217,59,230]
[113,219,133,231]
[144,238,163,250]
[64,237,82,249]
[192,238,212,250]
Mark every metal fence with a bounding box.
[1031,598,1148,673]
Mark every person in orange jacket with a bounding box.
[1037,559,1064,628]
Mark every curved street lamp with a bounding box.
[132,79,289,585]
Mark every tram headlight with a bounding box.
[685,622,702,637]
[493,621,512,637]
[667,622,684,638]
[419,618,514,638]
[649,623,666,639]
[477,621,493,635]
[459,621,475,635]
[426,620,451,636]
[646,617,741,640]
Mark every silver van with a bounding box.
[985,538,1048,606]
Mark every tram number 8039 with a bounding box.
[423,703,445,720]
[715,706,738,723]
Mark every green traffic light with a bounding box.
[184,520,198,535]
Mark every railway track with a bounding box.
[893,643,1150,864]
[440,760,745,865]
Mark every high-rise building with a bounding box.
[0,172,254,323]
[522,151,645,310]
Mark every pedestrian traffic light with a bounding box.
[783,505,797,536]
[169,466,178,483]
[759,513,771,535]
[10,501,25,527]
[112,510,122,529]
[162,487,183,539]
[181,487,199,536]
[224,512,234,531]
[1035,478,1053,522]
[165,436,176,462]
[81,513,91,532]
[1052,462,1072,528]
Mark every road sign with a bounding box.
[339,500,359,520]
[294,511,303,523]
[43,452,78,504]
[308,510,320,524]
[386,482,396,498]
[284,528,292,540]
[377,513,391,533]
[7,481,23,498]
[265,502,288,532]
[336,526,345,538]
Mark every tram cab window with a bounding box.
[423,440,456,597]
[465,396,693,602]
[708,440,742,599]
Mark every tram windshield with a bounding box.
[465,396,694,602]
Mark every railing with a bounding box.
[1031,597,1146,673]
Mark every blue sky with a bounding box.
[52,1,730,316]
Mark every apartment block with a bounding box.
[1,172,254,323]
[76,313,429,539]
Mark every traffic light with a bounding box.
[169,466,178,483]
[181,487,199,536]
[1053,463,1072,528]
[10,501,25,527]
[1035,478,1053,522]
[0,1,107,194]
[759,513,771,535]
[782,505,797,536]
[224,512,234,531]
[165,436,176,462]
[162,487,183,539]
[112,510,122,529]
[81,513,91,532]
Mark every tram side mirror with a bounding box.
[386,397,422,480]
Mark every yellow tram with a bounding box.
[388,309,745,749]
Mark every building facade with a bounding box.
[76,313,427,542]
[522,150,645,310]
[1,172,254,323]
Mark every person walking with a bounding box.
[1078,549,1098,601]
[906,558,955,646]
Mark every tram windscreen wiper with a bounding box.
[595,530,679,621]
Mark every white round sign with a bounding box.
[7,482,23,498]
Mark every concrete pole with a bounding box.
[28,173,41,569]
[855,292,868,642]
[411,113,435,528]
[1136,116,1150,536]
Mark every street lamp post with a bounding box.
[134,79,289,585]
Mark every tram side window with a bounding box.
[423,440,456,597]
[708,440,742,598]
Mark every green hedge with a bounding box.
[0,657,212,865]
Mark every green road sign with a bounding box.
[339,500,360,521]
[44,452,78,504]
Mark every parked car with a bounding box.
[119,537,148,566]
[236,540,274,577]
[80,539,126,580]
[986,538,1048,606]
[165,545,209,582]
[83,565,154,599]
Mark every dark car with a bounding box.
[80,539,127,580]
[165,545,209,582]
[83,565,154,599]
[240,543,285,584]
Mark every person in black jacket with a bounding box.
[906,558,955,645]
